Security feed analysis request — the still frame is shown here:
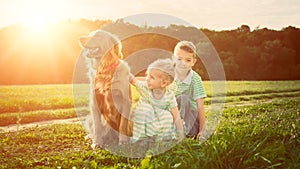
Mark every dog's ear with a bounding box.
[79,36,89,48]
[109,45,123,59]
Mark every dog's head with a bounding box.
[79,30,122,69]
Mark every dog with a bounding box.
[79,29,133,148]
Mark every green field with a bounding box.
[0,81,299,168]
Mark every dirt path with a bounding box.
[0,99,275,133]
[0,117,83,133]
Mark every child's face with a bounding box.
[174,48,196,70]
[146,69,167,90]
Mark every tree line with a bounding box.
[0,19,299,84]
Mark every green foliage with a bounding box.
[0,84,89,126]
[0,82,299,168]
[0,21,300,85]
[210,99,300,168]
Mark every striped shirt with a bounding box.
[132,81,177,142]
[174,70,206,111]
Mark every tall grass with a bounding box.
[0,81,299,168]
[0,97,299,168]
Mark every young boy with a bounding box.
[130,58,184,143]
[173,41,206,139]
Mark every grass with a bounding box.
[0,107,89,126]
[0,81,300,168]
[0,97,299,168]
[0,85,76,114]
[1,81,300,126]
[0,84,88,126]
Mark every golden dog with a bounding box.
[79,30,132,147]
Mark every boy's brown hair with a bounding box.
[174,41,197,58]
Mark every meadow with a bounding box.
[0,81,299,168]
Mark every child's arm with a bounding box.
[170,107,184,141]
[130,74,147,86]
[196,98,206,137]
[135,76,146,81]
[129,73,138,86]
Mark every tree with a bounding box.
[238,25,251,33]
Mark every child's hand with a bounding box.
[177,130,184,142]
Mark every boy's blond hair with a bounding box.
[147,58,176,84]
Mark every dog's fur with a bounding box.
[79,30,132,147]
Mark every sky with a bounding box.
[0,0,300,31]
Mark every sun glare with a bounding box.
[21,12,50,28]
[18,0,65,33]
[15,0,68,43]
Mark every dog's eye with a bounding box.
[85,48,103,58]
[87,48,100,54]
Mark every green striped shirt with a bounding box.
[132,81,177,142]
[174,70,206,111]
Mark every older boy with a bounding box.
[173,41,206,139]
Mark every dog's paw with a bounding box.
[91,143,103,150]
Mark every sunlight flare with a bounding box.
[18,0,65,31]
